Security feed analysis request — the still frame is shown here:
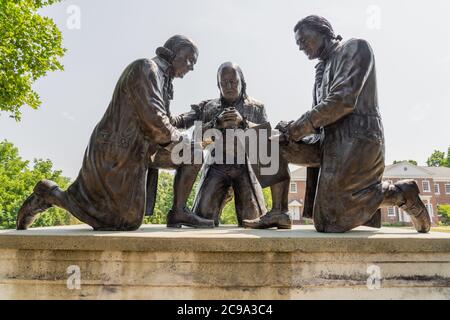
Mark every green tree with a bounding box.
[438,205,450,226]
[393,160,418,166]
[0,0,65,120]
[427,149,449,167]
[221,198,238,225]
[144,172,173,224]
[0,140,73,229]
[220,187,272,225]
[447,147,450,167]
[144,172,200,224]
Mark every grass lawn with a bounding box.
[431,226,450,234]
[383,225,450,233]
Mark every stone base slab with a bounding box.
[0,225,449,300]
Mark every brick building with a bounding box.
[287,162,450,226]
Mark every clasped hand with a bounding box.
[216,108,244,129]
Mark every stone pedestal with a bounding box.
[0,225,449,299]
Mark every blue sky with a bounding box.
[1,0,449,178]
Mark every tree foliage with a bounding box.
[438,205,450,226]
[0,0,65,120]
[427,148,450,167]
[220,187,272,225]
[393,160,418,166]
[0,140,73,229]
[220,196,238,225]
[144,172,200,224]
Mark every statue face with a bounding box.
[218,67,242,102]
[295,27,325,60]
[172,47,198,78]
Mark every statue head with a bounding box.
[217,62,247,103]
[294,15,342,60]
[156,35,198,78]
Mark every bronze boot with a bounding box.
[16,180,58,230]
[243,211,292,229]
[395,179,431,233]
[167,208,215,229]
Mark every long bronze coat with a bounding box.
[296,39,385,232]
[66,56,180,230]
[174,97,269,220]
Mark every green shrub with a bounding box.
[438,204,450,226]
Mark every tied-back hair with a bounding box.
[217,62,248,102]
[156,35,198,63]
[294,15,343,41]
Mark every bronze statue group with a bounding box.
[17,16,431,233]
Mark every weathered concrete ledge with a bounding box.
[1,225,450,299]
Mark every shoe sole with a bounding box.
[167,223,215,229]
[243,223,292,230]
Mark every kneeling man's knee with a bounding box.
[314,221,350,233]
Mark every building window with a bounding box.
[423,199,434,217]
[446,184,450,195]
[435,184,440,194]
[426,203,434,217]
[387,207,396,217]
[289,182,297,193]
[422,180,430,192]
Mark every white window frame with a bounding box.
[387,207,396,217]
[423,199,434,217]
[446,183,450,195]
[422,180,431,193]
[426,203,434,217]
[289,182,297,194]
[434,183,440,194]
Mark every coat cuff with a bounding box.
[288,111,316,142]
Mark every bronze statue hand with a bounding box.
[288,111,316,142]
[269,133,290,146]
[230,108,244,127]
[275,120,294,134]
[216,108,243,129]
